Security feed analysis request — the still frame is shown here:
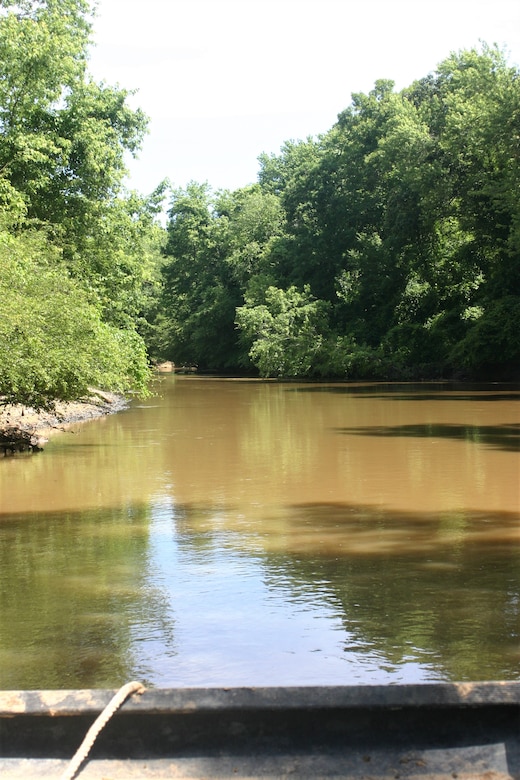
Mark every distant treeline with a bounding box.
[156,44,520,381]
[1,1,519,410]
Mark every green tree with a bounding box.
[151,45,520,381]
[215,184,284,298]
[0,228,150,409]
[158,182,242,369]
[0,0,92,211]
[236,285,347,378]
[0,0,161,405]
[396,45,520,375]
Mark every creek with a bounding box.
[0,377,518,688]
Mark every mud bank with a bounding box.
[0,390,128,455]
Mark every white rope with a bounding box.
[59,680,146,780]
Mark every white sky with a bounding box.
[87,0,520,196]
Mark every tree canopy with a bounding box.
[0,0,165,408]
[1,6,517,401]
[155,44,519,380]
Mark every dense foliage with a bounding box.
[0,0,165,408]
[157,44,519,380]
[1,3,518,399]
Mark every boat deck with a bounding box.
[0,682,519,778]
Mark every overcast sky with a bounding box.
[87,0,520,196]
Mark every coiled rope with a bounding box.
[59,680,146,780]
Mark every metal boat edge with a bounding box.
[0,682,519,778]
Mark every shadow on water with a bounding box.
[1,500,519,686]
[264,502,520,681]
[270,502,520,556]
[158,500,520,681]
[288,382,520,402]
[333,422,520,452]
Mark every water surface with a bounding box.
[0,378,518,688]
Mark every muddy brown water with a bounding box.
[0,377,518,689]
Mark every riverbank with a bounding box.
[0,390,128,455]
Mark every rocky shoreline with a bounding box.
[0,390,128,456]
